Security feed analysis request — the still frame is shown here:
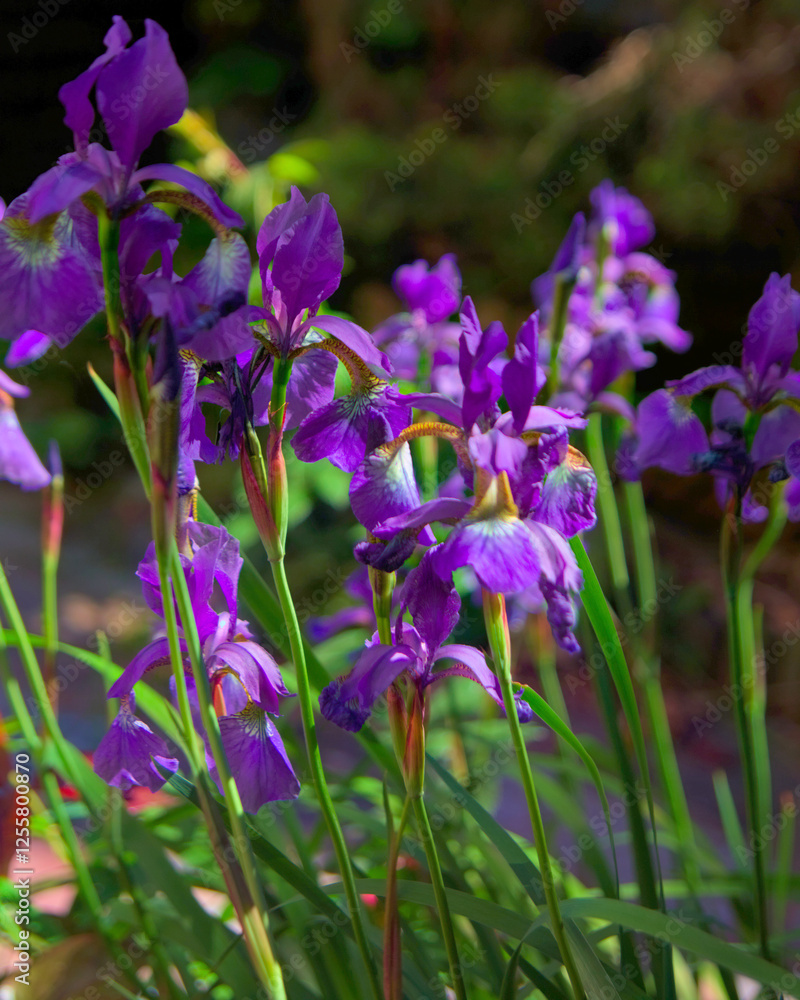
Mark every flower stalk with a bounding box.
[248,353,383,1000]
[482,589,585,1000]
[721,497,772,962]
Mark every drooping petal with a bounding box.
[533,448,597,538]
[0,407,50,490]
[95,19,187,171]
[667,365,745,399]
[751,405,800,470]
[132,163,244,229]
[184,232,251,309]
[350,441,431,538]
[108,637,180,698]
[319,643,417,732]
[430,516,542,594]
[785,438,800,481]
[93,696,178,793]
[622,389,709,479]
[207,640,292,715]
[371,497,473,539]
[0,196,103,345]
[119,203,181,282]
[292,384,410,473]
[210,703,300,811]
[433,644,534,722]
[26,159,107,223]
[5,331,52,368]
[527,521,583,653]
[301,314,390,375]
[401,391,463,427]
[403,549,460,652]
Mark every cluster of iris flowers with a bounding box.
[1,16,798,826]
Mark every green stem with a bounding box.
[384,792,413,1000]
[0,624,145,995]
[482,590,585,1000]
[585,414,629,596]
[98,211,285,997]
[168,545,288,1000]
[270,555,382,999]
[411,792,469,1000]
[721,507,771,961]
[0,561,87,799]
[622,479,699,893]
[588,416,699,893]
[262,355,383,1000]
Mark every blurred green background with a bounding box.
[2,0,800,744]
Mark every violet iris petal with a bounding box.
[624,389,709,478]
[533,449,598,538]
[94,19,188,174]
[132,164,244,230]
[402,552,461,652]
[458,297,508,431]
[292,384,411,473]
[93,696,178,793]
[430,516,542,594]
[319,643,417,731]
[433,644,534,722]
[211,704,300,811]
[392,254,461,324]
[59,16,133,152]
[0,408,51,490]
[108,637,177,698]
[589,180,655,256]
[350,441,436,546]
[257,187,343,332]
[742,272,800,390]
[502,311,545,433]
[301,314,391,375]
[0,196,103,345]
[206,637,292,715]
[5,331,52,368]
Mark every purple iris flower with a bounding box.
[291,379,412,473]
[320,552,533,732]
[181,346,338,464]
[99,521,299,807]
[178,187,386,370]
[93,694,179,793]
[620,273,800,521]
[353,299,595,651]
[588,180,656,257]
[533,183,691,417]
[0,370,51,490]
[0,17,239,350]
[372,255,462,385]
